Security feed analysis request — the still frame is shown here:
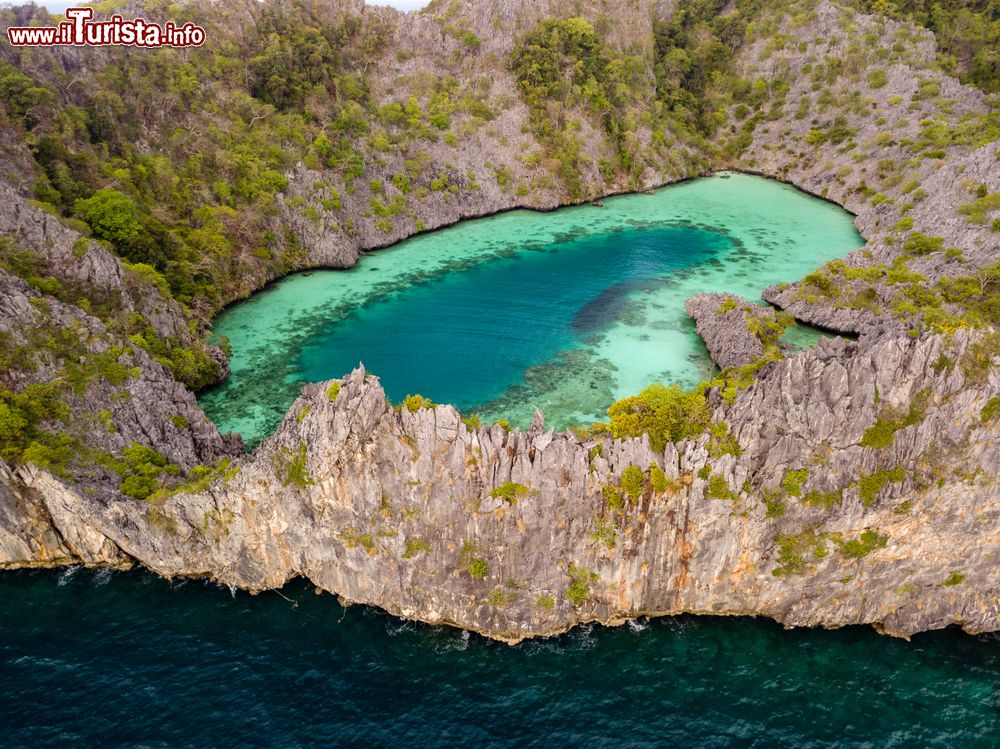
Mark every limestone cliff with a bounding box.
[2,327,998,642]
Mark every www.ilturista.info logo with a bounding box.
[6,7,205,47]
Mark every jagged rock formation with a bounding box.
[0,0,998,642]
[684,293,779,369]
[1,329,997,642]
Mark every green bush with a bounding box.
[620,465,646,499]
[490,481,531,505]
[866,69,888,88]
[860,395,927,448]
[858,465,906,506]
[957,193,1000,224]
[802,488,844,509]
[72,188,137,245]
[535,593,556,611]
[707,420,741,458]
[781,468,809,498]
[838,530,888,559]
[603,485,625,510]
[772,531,827,577]
[705,473,735,500]
[565,564,598,606]
[340,528,376,553]
[607,383,710,452]
[402,394,434,412]
[982,396,1000,423]
[274,444,313,488]
[402,537,431,559]
[467,557,489,579]
[942,571,965,586]
[649,465,673,493]
[902,232,944,256]
[591,517,616,548]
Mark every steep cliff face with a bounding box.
[0,269,239,481]
[2,329,997,642]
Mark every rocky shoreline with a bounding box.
[2,326,998,642]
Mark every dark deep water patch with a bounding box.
[299,224,727,413]
[1,568,998,748]
[199,173,865,444]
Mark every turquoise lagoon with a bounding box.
[198,173,863,445]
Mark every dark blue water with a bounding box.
[2,569,998,747]
[200,174,864,443]
[300,225,726,409]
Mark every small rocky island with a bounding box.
[0,0,997,642]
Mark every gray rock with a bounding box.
[684,293,773,369]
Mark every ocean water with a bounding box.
[198,173,863,445]
[1,568,998,748]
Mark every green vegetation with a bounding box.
[982,396,1000,423]
[781,468,810,498]
[773,531,828,577]
[273,444,314,488]
[486,588,519,607]
[620,465,646,500]
[148,458,239,502]
[858,465,906,506]
[958,193,1000,224]
[490,481,532,505]
[942,570,965,586]
[117,443,181,500]
[859,0,999,92]
[717,298,739,313]
[866,68,888,88]
[607,383,710,452]
[707,420,742,458]
[705,473,736,501]
[802,488,844,510]
[467,557,489,579]
[326,382,341,401]
[402,394,435,412]
[402,537,431,559]
[902,233,944,256]
[602,485,625,511]
[511,17,647,197]
[837,529,889,559]
[860,392,927,448]
[762,490,787,518]
[649,465,677,494]
[340,528,376,553]
[535,593,556,611]
[960,334,1000,385]
[591,517,617,548]
[565,564,599,606]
